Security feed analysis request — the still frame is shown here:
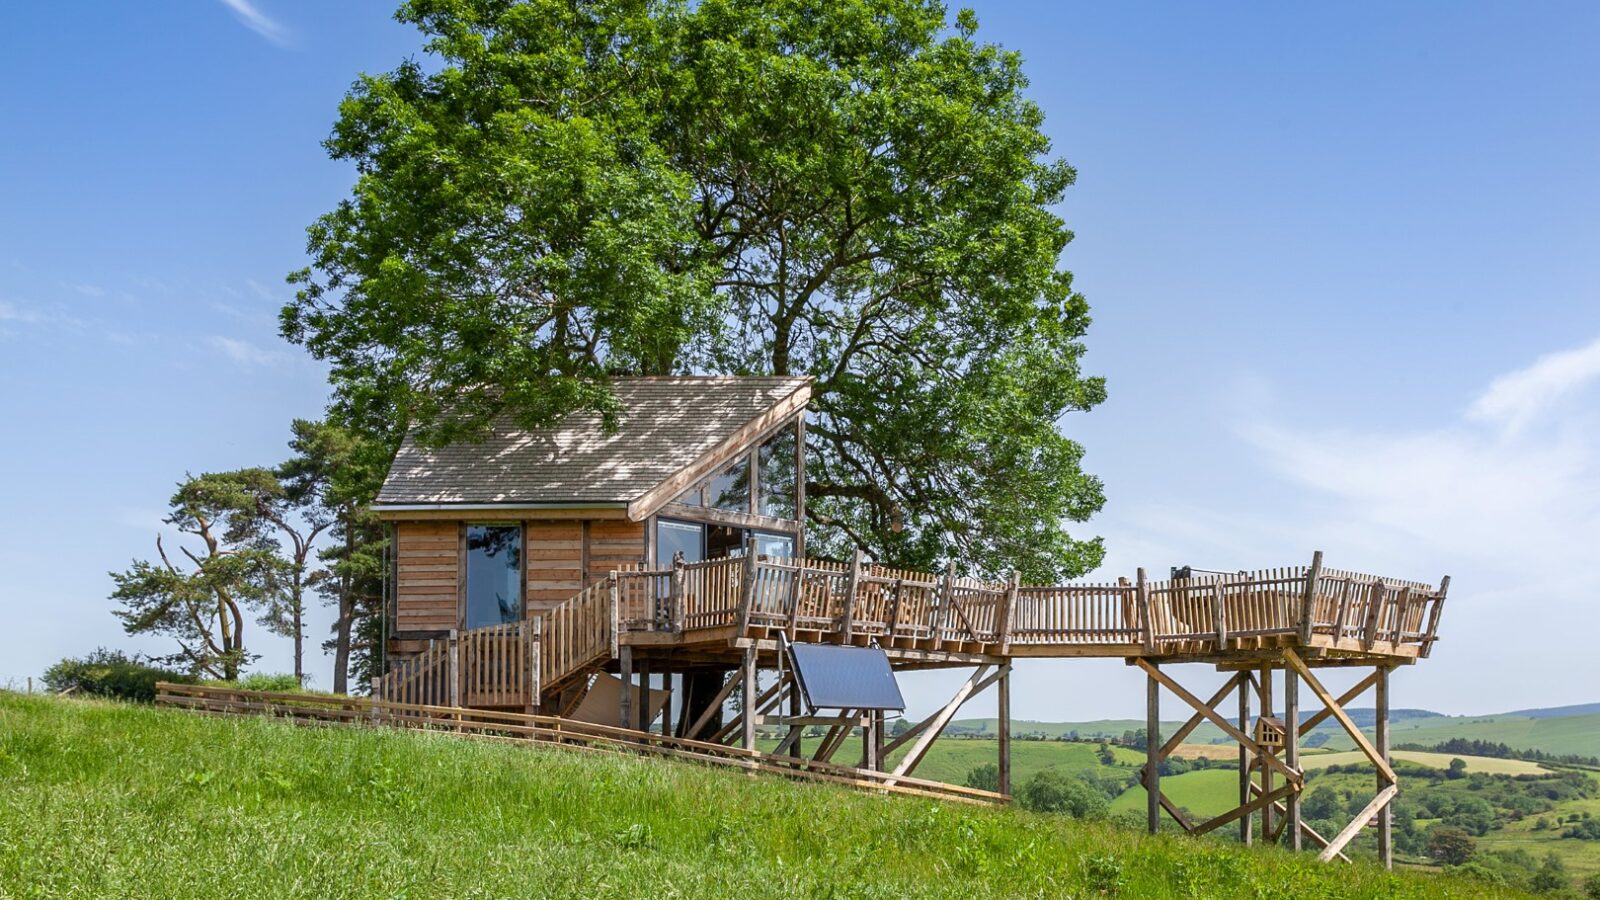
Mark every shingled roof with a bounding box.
[374,376,812,518]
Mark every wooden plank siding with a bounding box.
[525,520,584,614]
[587,519,646,584]
[394,521,459,632]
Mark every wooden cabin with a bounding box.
[373,376,811,663]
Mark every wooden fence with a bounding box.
[154,682,1005,807]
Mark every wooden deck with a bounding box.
[378,550,1446,710]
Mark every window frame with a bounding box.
[459,521,526,631]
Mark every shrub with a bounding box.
[964,763,999,793]
[1018,770,1108,819]
[42,648,194,703]
[236,673,304,693]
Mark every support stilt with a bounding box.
[618,645,633,730]
[740,645,757,752]
[1259,665,1274,841]
[1376,664,1393,869]
[1146,664,1160,835]
[637,659,651,733]
[998,662,1012,796]
[1239,672,1253,846]
[1285,665,1302,851]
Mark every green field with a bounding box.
[0,693,1524,898]
[1303,751,1549,776]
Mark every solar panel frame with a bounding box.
[786,642,906,711]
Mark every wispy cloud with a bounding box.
[0,300,46,324]
[1467,336,1600,435]
[218,0,291,47]
[207,335,289,368]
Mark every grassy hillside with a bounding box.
[1315,711,1600,759]
[0,693,1519,899]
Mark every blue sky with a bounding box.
[2,2,1597,721]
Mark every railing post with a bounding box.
[839,548,862,644]
[998,572,1019,655]
[785,560,803,641]
[1298,550,1324,644]
[369,676,382,726]
[1212,580,1228,647]
[1421,575,1449,658]
[447,629,461,709]
[669,558,686,633]
[938,560,957,643]
[1137,567,1156,653]
[528,617,542,711]
[608,574,620,659]
[1361,581,1387,650]
[736,552,759,632]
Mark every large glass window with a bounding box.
[758,428,797,519]
[753,532,794,559]
[464,525,522,629]
[656,519,704,566]
[706,454,751,513]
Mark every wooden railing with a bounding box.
[580,552,1446,659]
[155,682,1006,807]
[377,620,539,709]
[540,577,616,691]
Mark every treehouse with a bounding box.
[370,375,1451,869]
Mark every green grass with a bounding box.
[1315,712,1600,760]
[1301,751,1548,776]
[0,693,1522,899]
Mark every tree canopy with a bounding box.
[284,0,1106,579]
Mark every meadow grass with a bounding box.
[0,693,1522,898]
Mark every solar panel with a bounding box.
[787,642,905,711]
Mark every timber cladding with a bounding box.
[394,521,460,632]
[393,518,649,629]
[526,521,584,612]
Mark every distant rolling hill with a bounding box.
[953,702,1600,760]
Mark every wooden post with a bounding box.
[741,645,757,751]
[793,416,806,561]
[998,662,1012,795]
[26,676,32,694]
[1285,665,1302,851]
[788,668,803,758]
[1361,580,1387,650]
[999,571,1020,654]
[1239,673,1253,846]
[608,574,621,659]
[1376,664,1393,869]
[862,714,878,772]
[1260,665,1274,841]
[1137,567,1156,653]
[786,561,804,641]
[1299,550,1324,644]
[938,560,957,642]
[1422,575,1450,657]
[527,617,541,712]
[669,558,686,633]
[661,671,673,738]
[1146,665,1160,834]
[737,552,759,633]
[618,644,633,730]
[1211,581,1228,647]
[447,629,461,709]
[840,548,862,644]
[873,710,886,772]
[637,659,652,733]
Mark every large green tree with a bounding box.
[284,0,1105,580]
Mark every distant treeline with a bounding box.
[1397,737,1600,768]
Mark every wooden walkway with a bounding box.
[378,550,1448,711]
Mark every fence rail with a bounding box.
[155,682,1004,806]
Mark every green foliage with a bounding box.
[109,471,294,680]
[283,0,1106,580]
[1528,852,1568,893]
[1582,872,1600,899]
[234,673,305,693]
[0,694,1516,898]
[41,649,194,703]
[1017,769,1108,819]
[964,763,998,793]
[1427,826,1478,866]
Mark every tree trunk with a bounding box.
[331,521,355,694]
